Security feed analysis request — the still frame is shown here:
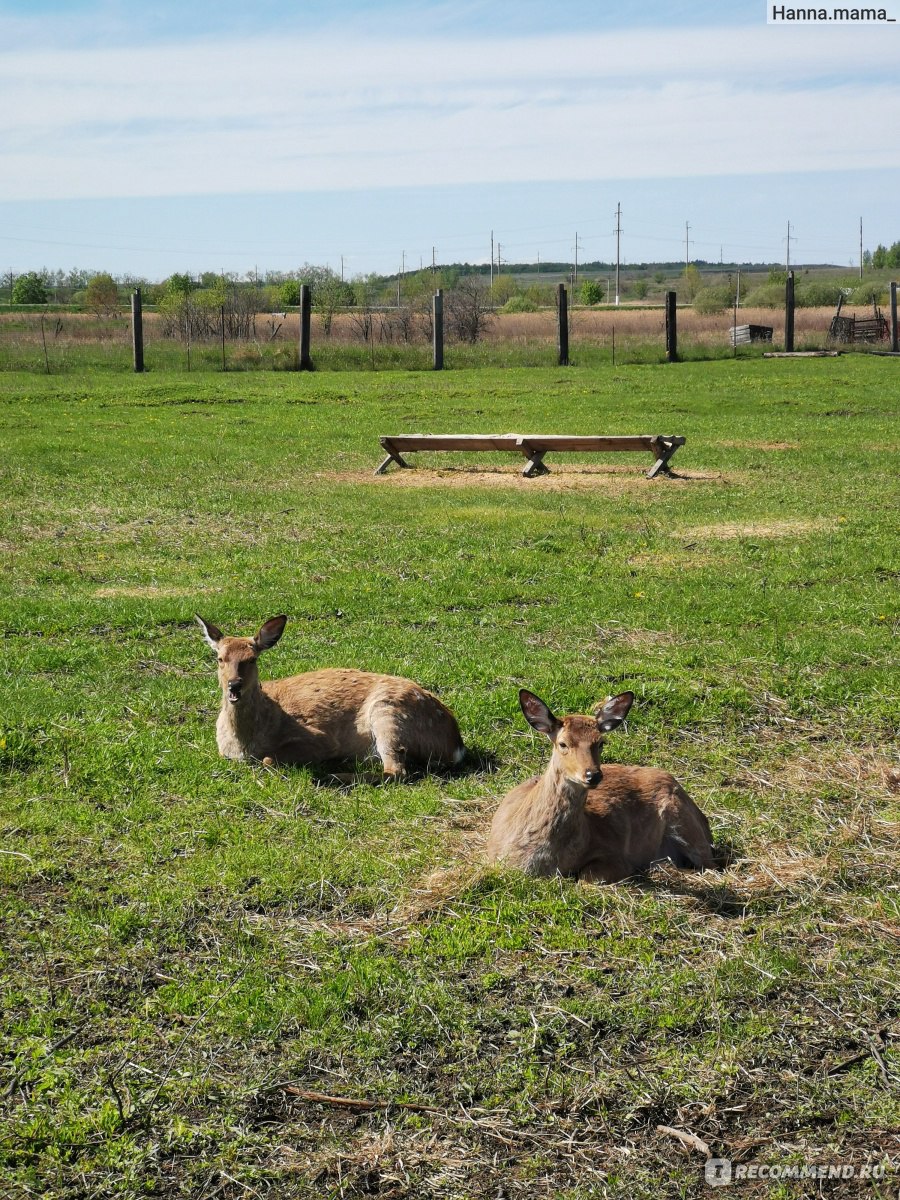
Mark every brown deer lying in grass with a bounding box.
[486,690,714,882]
[196,615,465,779]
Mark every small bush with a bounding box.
[796,281,843,308]
[501,295,538,314]
[693,286,733,314]
[846,283,888,306]
[580,280,604,306]
[743,283,787,309]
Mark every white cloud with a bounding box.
[2,25,899,201]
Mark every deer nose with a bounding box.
[584,768,601,787]
[227,680,242,702]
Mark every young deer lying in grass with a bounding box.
[487,690,714,882]
[196,615,465,779]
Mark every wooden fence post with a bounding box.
[785,270,795,352]
[433,289,444,370]
[299,284,312,370]
[890,281,898,353]
[131,288,144,373]
[665,291,678,362]
[557,284,569,366]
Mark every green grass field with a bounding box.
[1,359,898,1198]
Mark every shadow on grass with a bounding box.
[633,837,749,916]
[306,743,501,788]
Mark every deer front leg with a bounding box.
[578,857,633,884]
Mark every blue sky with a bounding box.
[2,0,899,280]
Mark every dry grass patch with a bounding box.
[93,584,200,599]
[718,440,801,451]
[594,624,678,650]
[684,517,837,541]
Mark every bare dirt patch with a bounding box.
[324,466,724,493]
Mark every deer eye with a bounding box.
[558,740,568,750]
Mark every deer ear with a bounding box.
[255,615,287,651]
[196,615,223,651]
[519,689,560,737]
[595,691,634,733]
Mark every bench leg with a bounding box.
[647,439,678,479]
[374,443,411,475]
[521,450,550,478]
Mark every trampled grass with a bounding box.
[0,358,898,1197]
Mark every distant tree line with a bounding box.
[4,246,898,337]
[865,241,900,269]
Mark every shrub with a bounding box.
[693,286,733,314]
[84,273,120,317]
[847,283,888,306]
[796,281,842,308]
[501,295,538,313]
[580,280,604,306]
[446,279,493,343]
[743,283,788,309]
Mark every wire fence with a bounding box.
[0,302,891,375]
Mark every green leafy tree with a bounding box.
[293,264,351,335]
[632,278,649,299]
[165,273,196,296]
[681,264,702,301]
[491,274,519,305]
[84,273,120,317]
[580,280,604,305]
[12,272,49,304]
[693,285,732,314]
[279,280,302,307]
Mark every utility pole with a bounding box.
[340,255,344,282]
[786,221,792,272]
[432,246,436,276]
[684,222,691,268]
[397,250,404,307]
[490,230,494,298]
[615,202,621,306]
[859,217,863,280]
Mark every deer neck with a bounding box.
[217,680,271,758]
[529,755,589,838]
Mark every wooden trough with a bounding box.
[730,324,773,346]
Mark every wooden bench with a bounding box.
[375,433,686,479]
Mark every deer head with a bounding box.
[196,615,287,705]
[519,689,634,787]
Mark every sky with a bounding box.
[1,0,899,281]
